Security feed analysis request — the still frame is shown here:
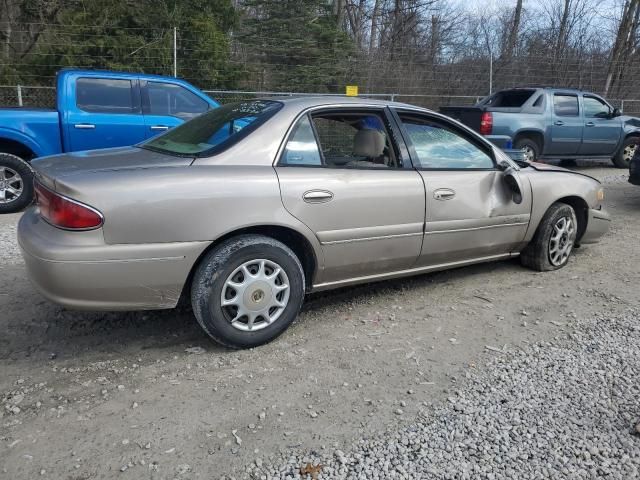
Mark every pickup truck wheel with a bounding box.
[191,234,305,349]
[514,138,540,162]
[0,153,34,214]
[613,137,638,168]
[520,203,577,271]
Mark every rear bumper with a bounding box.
[18,208,209,310]
[485,135,512,149]
[580,207,611,245]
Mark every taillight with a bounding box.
[34,181,103,230]
[479,112,493,135]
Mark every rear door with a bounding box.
[276,107,426,285]
[65,76,146,151]
[392,109,531,267]
[578,95,622,156]
[548,93,583,155]
[141,80,211,138]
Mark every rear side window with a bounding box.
[147,82,209,119]
[281,116,322,166]
[554,94,579,117]
[76,78,136,114]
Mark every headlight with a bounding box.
[596,188,605,202]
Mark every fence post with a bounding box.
[173,27,177,78]
[17,85,23,107]
[391,93,396,102]
[621,100,625,113]
[489,53,493,95]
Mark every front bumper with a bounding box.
[18,208,209,310]
[580,207,611,245]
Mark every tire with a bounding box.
[613,136,638,168]
[0,153,34,214]
[190,234,305,349]
[520,203,578,272]
[514,137,540,163]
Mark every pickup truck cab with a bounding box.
[441,87,640,169]
[0,69,219,213]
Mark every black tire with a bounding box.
[0,153,34,214]
[613,136,638,168]
[190,234,305,349]
[514,137,541,163]
[520,203,578,272]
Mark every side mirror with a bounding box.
[503,167,523,204]
[612,107,622,118]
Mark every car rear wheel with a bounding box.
[514,137,540,163]
[0,153,33,214]
[191,234,305,349]
[520,203,578,271]
[613,137,638,168]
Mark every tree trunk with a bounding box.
[369,0,381,52]
[503,0,522,59]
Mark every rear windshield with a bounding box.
[480,89,536,107]
[142,100,283,157]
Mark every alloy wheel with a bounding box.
[0,166,23,204]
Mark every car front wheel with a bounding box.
[520,203,578,271]
[191,234,305,349]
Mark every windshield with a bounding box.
[142,100,283,157]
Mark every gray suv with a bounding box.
[441,87,640,168]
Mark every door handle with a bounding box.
[554,121,565,126]
[303,190,333,203]
[74,123,95,129]
[585,122,595,127]
[433,188,456,201]
[150,125,169,131]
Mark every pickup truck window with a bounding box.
[398,114,494,170]
[583,96,611,118]
[76,78,137,114]
[554,94,579,117]
[147,82,209,119]
[142,100,282,157]
[482,89,535,107]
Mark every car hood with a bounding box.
[32,146,192,189]
[523,161,600,183]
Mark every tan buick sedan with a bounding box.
[18,97,610,348]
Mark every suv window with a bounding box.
[397,114,494,169]
[147,81,209,119]
[482,89,535,107]
[76,78,136,114]
[554,94,579,117]
[583,96,611,118]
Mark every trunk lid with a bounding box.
[32,146,192,190]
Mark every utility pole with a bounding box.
[489,52,493,95]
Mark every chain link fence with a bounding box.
[2,85,640,117]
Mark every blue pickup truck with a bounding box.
[441,87,640,169]
[0,69,219,213]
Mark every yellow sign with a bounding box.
[345,85,358,97]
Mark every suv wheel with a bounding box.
[514,137,540,163]
[0,153,34,214]
[191,234,305,349]
[613,137,638,168]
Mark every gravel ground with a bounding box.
[248,309,640,479]
[1,162,639,479]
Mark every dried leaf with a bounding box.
[300,463,323,479]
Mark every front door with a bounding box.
[65,76,146,152]
[393,110,531,267]
[578,95,622,156]
[548,93,583,155]
[276,107,426,285]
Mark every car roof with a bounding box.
[257,95,431,112]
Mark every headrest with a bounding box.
[353,129,386,158]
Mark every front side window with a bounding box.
[554,94,579,117]
[76,78,136,114]
[583,96,611,118]
[142,100,282,157]
[398,114,494,169]
[147,82,209,119]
